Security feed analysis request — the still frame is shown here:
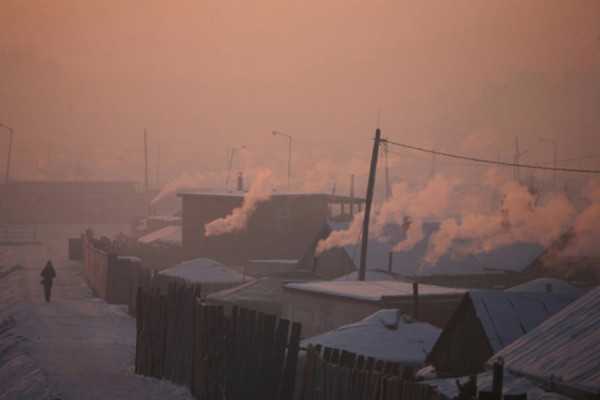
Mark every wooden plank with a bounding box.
[280,322,301,400]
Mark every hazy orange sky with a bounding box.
[1,1,599,190]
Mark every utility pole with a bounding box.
[359,128,381,281]
[144,129,149,192]
[272,131,293,190]
[513,137,528,183]
[0,123,13,184]
[349,174,355,216]
[384,141,391,200]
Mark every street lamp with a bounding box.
[272,130,292,189]
[539,136,558,187]
[225,145,246,190]
[0,123,13,184]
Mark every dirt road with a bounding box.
[0,225,192,400]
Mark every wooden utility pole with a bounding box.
[349,174,355,216]
[358,128,381,281]
[144,129,149,192]
[6,128,13,184]
[384,141,391,200]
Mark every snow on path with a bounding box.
[0,225,193,400]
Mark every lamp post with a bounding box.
[272,130,292,189]
[225,145,246,190]
[0,123,13,184]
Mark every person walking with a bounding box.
[40,260,56,303]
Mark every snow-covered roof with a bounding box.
[302,310,441,365]
[249,259,298,264]
[506,278,583,296]
[424,370,572,400]
[284,280,466,302]
[469,290,578,353]
[335,269,399,281]
[489,287,600,397]
[138,225,182,245]
[159,258,248,284]
[327,221,542,276]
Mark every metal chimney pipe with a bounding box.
[412,282,419,320]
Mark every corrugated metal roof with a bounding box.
[489,287,600,396]
[302,310,441,365]
[284,280,466,302]
[470,291,578,353]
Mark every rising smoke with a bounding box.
[316,170,599,267]
[204,169,274,237]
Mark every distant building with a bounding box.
[426,290,579,377]
[0,181,146,224]
[178,191,363,265]
[281,280,466,337]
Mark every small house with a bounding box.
[426,290,579,377]
[282,280,466,337]
[488,286,600,400]
[156,258,250,295]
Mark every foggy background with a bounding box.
[1,0,599,193]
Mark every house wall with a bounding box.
[181,194,330,264]
[426,296,495,377]
[281,289,381,337]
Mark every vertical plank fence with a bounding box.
[135,284,441,400]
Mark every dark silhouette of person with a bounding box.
[40,260,56,303]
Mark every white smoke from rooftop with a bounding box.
[204,169,274,237]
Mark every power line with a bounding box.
[382,139,600,175]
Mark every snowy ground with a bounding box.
[0,224,193,400]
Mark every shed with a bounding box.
[302,309,441,367]
[488,286,600,399]
[156,257,250,295]
[282,280,466,337]
[426,290,579,377]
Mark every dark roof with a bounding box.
[489,287,600,397]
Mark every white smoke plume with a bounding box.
[315,169,597,268]
[562,180,600,257]
[204,169,273,237]
[426,179,576,264]
[315,211,365,255]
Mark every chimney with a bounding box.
[312,256,319,273]
[412,282,419,320]
[237,172,244,191]
[388,252,393,273]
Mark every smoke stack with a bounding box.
[545,283,553,293]
[388,252,393,273]
[312,256,318,273]
[412,282,419,320]
[237,172,244,191]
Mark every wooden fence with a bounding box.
[135,284,441,400]
[135,284,301,400]
[301,346,439,400]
